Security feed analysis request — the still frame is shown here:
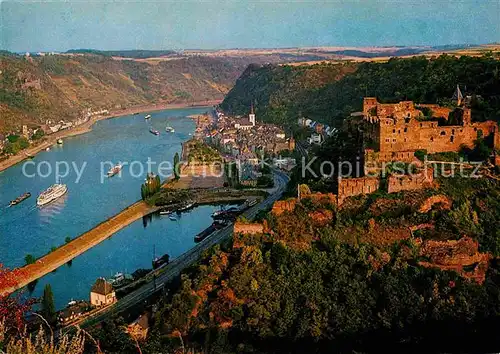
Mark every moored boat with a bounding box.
[107,272,133,289]
[153,253,170,269]
[149,128,160,136]
[9,192,31,206]
[145,114,151,120]
[178,202,195,212]
[194,220,228,243]
[246,199,258,207]
[107,163,122,177]
[57,139,63,145]
[37,183,67,206]
[165,126,175,133]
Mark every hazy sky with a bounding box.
[1,0,499,52]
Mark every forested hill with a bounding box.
[0,54,278,133]
[221,55,500,126]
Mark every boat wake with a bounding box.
[0,204,38,226]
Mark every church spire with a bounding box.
[249,101,256,126]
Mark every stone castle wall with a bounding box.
[271,199,297,216]
[387,168,434,193]
[337,177,380,204]
[233,222,265,235]
[362,98,499,155]
[378,118,496,154]
[365,149,417,163]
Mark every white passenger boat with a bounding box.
[37,183,68,206]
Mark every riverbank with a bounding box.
[0,100,221,173]
[0,201,158,296]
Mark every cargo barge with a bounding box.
[194,220,228,243]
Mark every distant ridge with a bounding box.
[65,49,177,59]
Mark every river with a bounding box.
[0,107,223,309]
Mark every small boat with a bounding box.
[108,272,133,288]
[145,114,151,120]
[178,202,195,212]
[211,209,225,218]
[165,126,175,133]
[168,214,177,221]
[45,147,50,151]
[109,272,125,284]
[149,128,160,136]
[9,192,31,206]
[152,253,170,269]
[57,139,63,145]
[159,210,172,215]
[107,163,122,177]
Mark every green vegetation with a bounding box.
[173,152,180,180]
[141,174,161,200]
[136,173,500,353]
[31,129,45,140]
[24,254,36,265]
[221,55,500,126]
[224,161,239,187]
[41,284,56,325]
[186,140,221,164]
[2,136,29,155]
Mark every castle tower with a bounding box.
[249,103,256,126]
[452,85,464,106]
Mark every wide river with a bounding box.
[0,107,223,309]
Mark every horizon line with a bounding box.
[3,42,500,55]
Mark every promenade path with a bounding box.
[0,201,158,295]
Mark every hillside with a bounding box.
[0,53,282,134]
[86,176,500,353]
[221,54,500,126]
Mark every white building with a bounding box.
[235,105,256,130]
[90,278,116,307]
[308,133,322,145]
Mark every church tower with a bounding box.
[249,103,256,126]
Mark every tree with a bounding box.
[41,284,56,325]
[64,236,71,244]
[24,254,36,265]
[173,152,180,180]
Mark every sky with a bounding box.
[1,0,499,52]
